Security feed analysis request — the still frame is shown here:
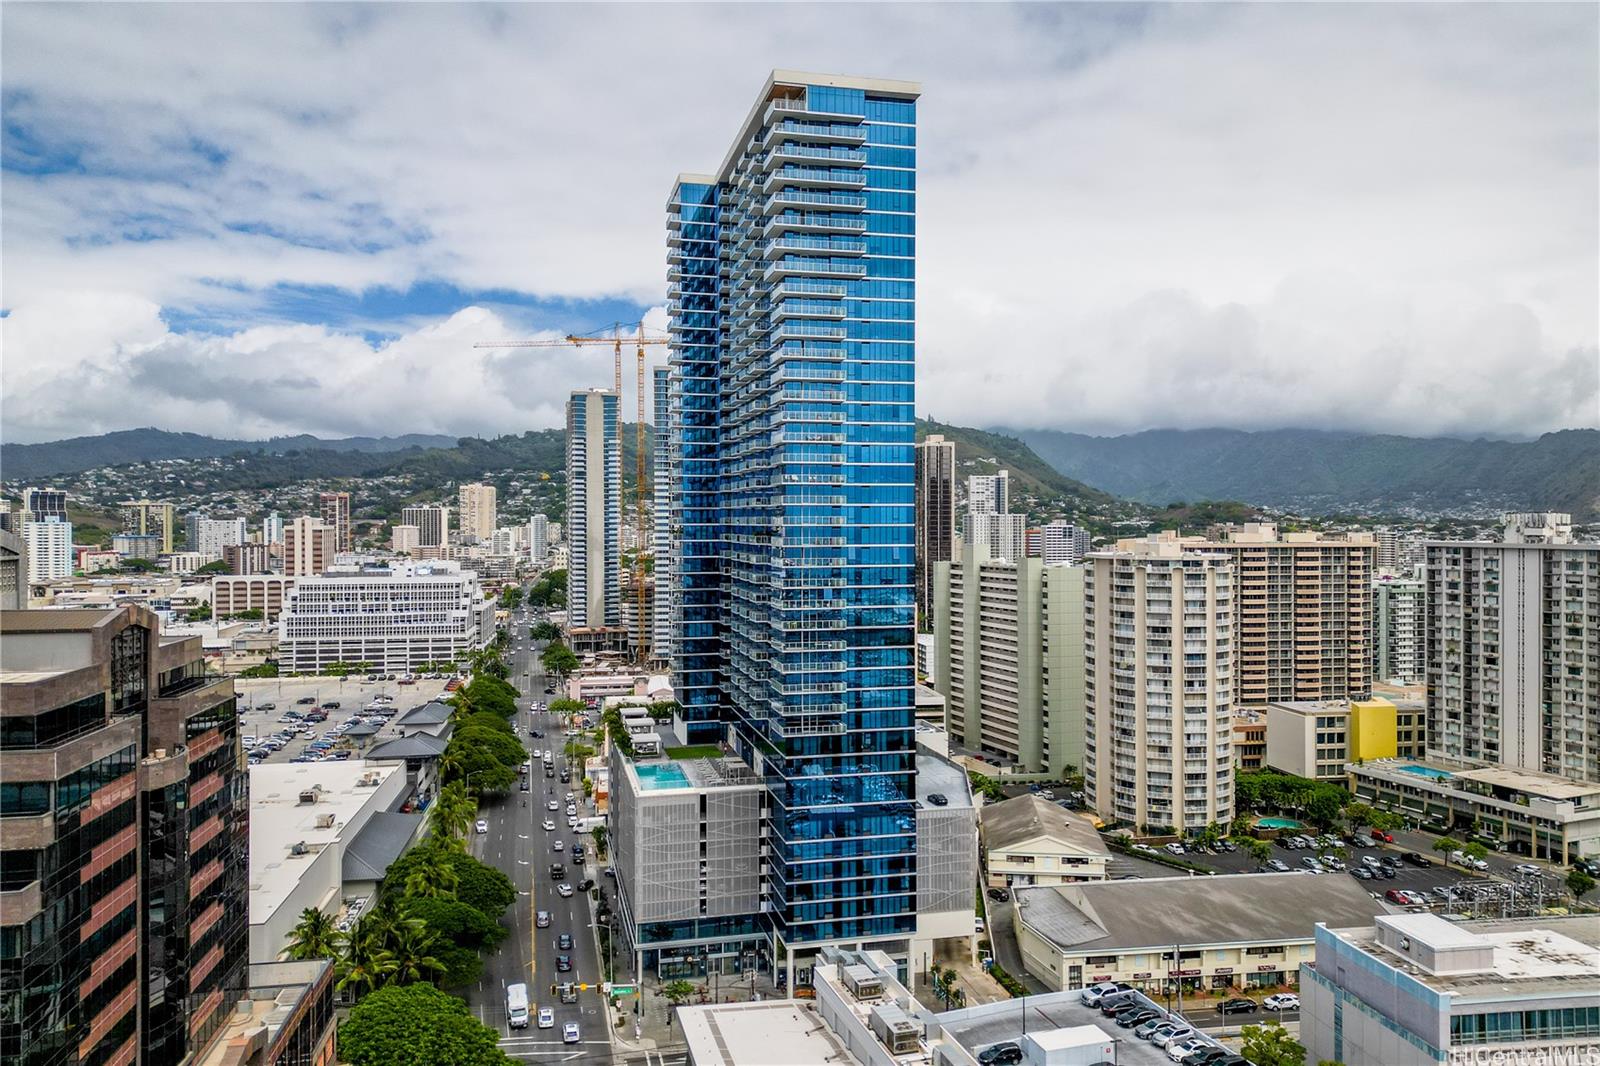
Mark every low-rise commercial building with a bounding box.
[277,561,493,673]
[1014,872,1387,995]
[1266,697,1421,781]
[1302,913,1600,1066]
[247,761,416,963]
[980,794,1110,886]
[1349,758,1600,862]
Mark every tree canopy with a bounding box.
[1239,1021,1307,1066]
[338,983,514,1066]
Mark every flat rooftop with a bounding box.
[938,993,1205,1066]
[916,750,973,810]
[625,754,761,793]
[1451,765,1600,801]
[1016,872,1386,953]
[248,761,399,923]
[1328,915,1600,1001]
[677,999,861,1066]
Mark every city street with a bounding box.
[462,608,616,1063]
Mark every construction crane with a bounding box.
[475,324,668,665]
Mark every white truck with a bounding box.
[506,982,530,1029]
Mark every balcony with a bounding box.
[763,190,866,215]
[766,236,866,257]
[761,166,868,191]
[762,119,868,146]
[763,259,868,281]
[760,144,868,171]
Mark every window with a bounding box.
[0,692,107,750]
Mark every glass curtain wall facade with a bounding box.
[666,72,921,947]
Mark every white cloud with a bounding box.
[2,3,1595,442]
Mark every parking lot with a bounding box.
[237,675,452,765]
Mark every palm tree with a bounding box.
[284,906,344,961]
[432,781,477,844]
[337,924,398,998]
[388,917,447,986]
[404,854,461,899]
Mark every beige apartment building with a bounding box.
[318,491,352,552]
[119,498,177,553]
[284,516,334,577]
[1084,536,1234,834]
[1159,525,1374,709]
[457,482,498,544]
[933,543,1085,778]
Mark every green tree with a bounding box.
[498,585,524,610]
[1567,869,1596,902]
[661,979,698,1011]
[195,559,230,574]
[284,906,344,961]
[188,602,213,621]
[590,825,608,860]
[1343,803,1376,831]
[119,558,161,573]
[432,781,478,846]
[387,842,516,920]
[338,983,514,1066]
[337,926,399,999]
[540,642,579,678]
[530,620,561,642]
[1434,836,1461,866]
[403,897,505,988]
[239,661,280,678]
[227,608,265,621]
[386,916,447,986]
[966,772,1005,802]
[1462,842,1490,868]
[1240,1021,1307,1066]
[403,854,462,899]
[930,966,966,1010]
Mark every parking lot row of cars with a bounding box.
[245,693,400,765]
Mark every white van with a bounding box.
[506,982,530,1029]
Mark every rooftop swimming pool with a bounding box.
[635,763,690,790]
[1395,764,1454,782]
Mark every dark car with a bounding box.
[556,933,574,950]
[1116,1008,1159,1028]
[987,888,1010,903]
[297,696,317,704]
[576,878,596,892]
[556,954,572,972]
[550,863,566,879]
[1217,998,1258,1015]
[1376,864,1396,878]
[520,779,531,792]
[1188,1051,1241,1066]
[1100,992,1140,1016]
[1402,851,1431,867]
[926,793,949,806]
[977,1044,1022,1066]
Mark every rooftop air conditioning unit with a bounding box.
[314,813,336,829]
[298,787,321,805]
[868,1005,920,1054]
[290,841,307,856]
[842,963,882,1001]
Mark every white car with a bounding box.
[562,1021,580,1044]
[475,820,489,834]
[568,816,579,829]
[566,804,577,817]
[1132,843,1160,856]
[547,800,560,811]
[1167,1038,1209,1062]
[542,819,556,831]
[1515,863,1542,876]
[552,839,564,852]
[537,1007,554,1029]
[1164,842,1186,855]
[1263,993,1300,1011]
[557,883,574,898]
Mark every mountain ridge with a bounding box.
[1,427,459,480]
[1003,426,1600,520]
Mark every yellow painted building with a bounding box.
[1348,697,1398,761]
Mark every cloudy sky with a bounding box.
[3,2,1596,444]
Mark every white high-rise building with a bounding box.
[22,517,72,582]
[1426,513,1599,782]
[490,527,515,556]
[1084,535,1235,835]
[527,515,549,564]
[400,505,448,548]
[1375,527,1426,574]
[277,560,495,673]
[965,511,1027,563]
[457,483,498,544]
[186,515,247,557]
[966,471,1009,517]
[1040,522,1091,566]
[566,388,621,630]
[390,525,420,553]
[651,365,673,662]
[263,511,284,546]
[1373,573,1426,685]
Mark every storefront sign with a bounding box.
[1257,964,1279,972]
[1448,1045,1600,1066]
[1132,973,1152,980]
[1213,968,1234,975]
[1167,969,1201,978]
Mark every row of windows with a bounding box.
[0,692,108,751]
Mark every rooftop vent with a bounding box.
[314,813,336,829]
[868,1004,920,1055]
[841,963,882,1001]
[297,786,324,805]
[290,841,307,856]
[356,772,380,787]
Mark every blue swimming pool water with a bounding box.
[1395,764,1453,782]
[635,763,690,790]
[1255,816,1306,830]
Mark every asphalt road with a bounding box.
[463,611,615,1063]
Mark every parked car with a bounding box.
[1216,998,1258,1015]
[1351,866,1373,880]
[1116,1008,1160,1029]
[1371,828,1394,843]
[1133,843,1161,856]
[1385,888,1410,904]
[1135,1017,1172,1039]
[1081,982,1131,1006]
[1263,993,1300,1011]
[1100,991,1140,1015]
[1266,859,1291,872]
[1167,1038,1210,1062]
[1403,852,1432,867]
[987,888,1010,902]
[1164,842,1186,855]
[576,878,596,892]
[977,1043,1022,1066]
[1153,1026,1196,1049]
[1515,863,1542,876]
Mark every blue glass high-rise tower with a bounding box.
[666,71,920,950]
